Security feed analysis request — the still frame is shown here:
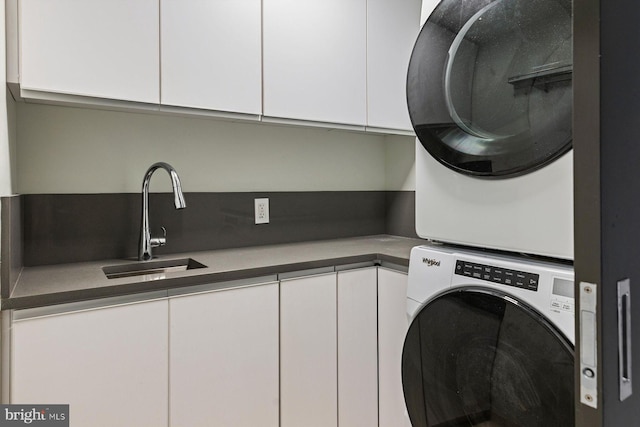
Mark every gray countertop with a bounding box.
[4,235,425,310]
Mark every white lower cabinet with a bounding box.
[280,267,396,427]
[11,298,169,427]
[378,267,412,427]
[280,273,338,427]
[338,267,379,427]
[168,282,279,427]
[9,265,409,427]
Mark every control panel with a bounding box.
[455,260,540,291]
[550,277,574,313]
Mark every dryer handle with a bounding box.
[618,278,633,401]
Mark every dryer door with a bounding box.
[402,288,574,426]
[407,0,572,178]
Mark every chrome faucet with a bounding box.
[139,162,186,261]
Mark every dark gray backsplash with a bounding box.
[385,191,419,239]
[1,195,23,298]
[16,191,417,266]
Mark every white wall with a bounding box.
[16,103,396,194]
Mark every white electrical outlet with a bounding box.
[255,198,269,224]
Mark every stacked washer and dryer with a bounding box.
[403,0,575,425]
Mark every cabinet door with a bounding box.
[337,267,378,427]
[11,299,168,427]
[367,0,422,130]
[161,0,262,114]
[20,0,159,103]
[378,267,411,427]
[169,283,279,427]
[263,0,367,126]
[280,273,337,427]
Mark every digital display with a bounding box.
[552,278,574,298]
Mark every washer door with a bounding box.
[407,0,572,178]
[402,288,574,426]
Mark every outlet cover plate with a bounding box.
[255,198,269,224]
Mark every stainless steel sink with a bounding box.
[103,258,207,280]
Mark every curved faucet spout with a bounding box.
[139,162,186,261]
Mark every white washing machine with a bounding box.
[408,0,574,260]
[402,244,574,426]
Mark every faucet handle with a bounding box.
[150,227,167,248]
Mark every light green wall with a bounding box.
[15,103,415,194]
[384,134,415,191]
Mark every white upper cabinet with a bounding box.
[367,0,422,130]
[161,0,262,115]
[17,0,419,132]
[19,0,159,103]
[263,0,367,126]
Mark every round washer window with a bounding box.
[407,0,572,178]
[402,288,574,426]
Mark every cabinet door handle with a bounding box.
[618,278,633,401]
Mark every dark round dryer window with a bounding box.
[407,0,572,178]
[402,288,574,426]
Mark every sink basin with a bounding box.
[103,258,207,280]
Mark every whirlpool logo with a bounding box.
[0,405,68,426]
[422,257,441,267]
